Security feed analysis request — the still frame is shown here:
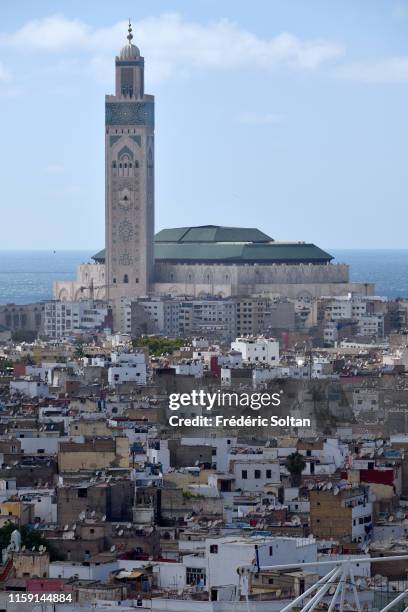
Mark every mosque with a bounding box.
[54,23,372,317]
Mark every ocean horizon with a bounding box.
[0,249,407,304]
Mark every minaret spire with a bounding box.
[127,19,133,45]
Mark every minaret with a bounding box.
[105,21,154,322]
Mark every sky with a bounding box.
[0,0,407,250]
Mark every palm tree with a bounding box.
[285,451,306,487]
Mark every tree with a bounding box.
[0,358,13,374]
[11,330,38,343]
[16,354,35,366]
[0,522,63,561]
[285,451,306,487]
[132,335,184,357]
[74,342,84,358]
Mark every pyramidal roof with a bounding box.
[155,225,273,244]
[92,225,333,265]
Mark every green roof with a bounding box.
[92,249,106,263]
[155,225,273,244]
[155,242,332,263]
[92,225,333,264]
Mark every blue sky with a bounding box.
[0,0,407,250]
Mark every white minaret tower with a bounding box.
[105,21,154,323]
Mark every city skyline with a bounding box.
[0,0,407,249]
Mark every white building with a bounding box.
[230,459,280,492]
[147,439,170,473]
[206,536,317,589]
[231,337,279,366]
[321,294,386,341]
[108,351,147,386]
[10,379,49,398]
[174,360,204,378]
[180,436,237,473]
[43,300,110,338]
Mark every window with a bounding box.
[123,274,129,284]
[242,470,247,480]
[78,488,87,498]
[266,470,271,479]
[210,545,218,554]
[254,469,261,479]
[186,567,206,586]
[269,546,273,556]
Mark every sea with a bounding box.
[0,249,408,304]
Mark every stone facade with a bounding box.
[0,303,44,335]
[105,30,154,326]
[54,260,374,304]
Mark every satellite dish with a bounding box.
[126,523,131,529]
[110,545,116,552]
[101,515,106,522]
[118,529,123,536]
[64,524,69,531]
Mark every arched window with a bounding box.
[123,274,129,284]
[119,155,132,177]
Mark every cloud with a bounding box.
[338,56,408,83]
[0,13,344,83]
[0,15,90,51]
[236,111,285,125]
